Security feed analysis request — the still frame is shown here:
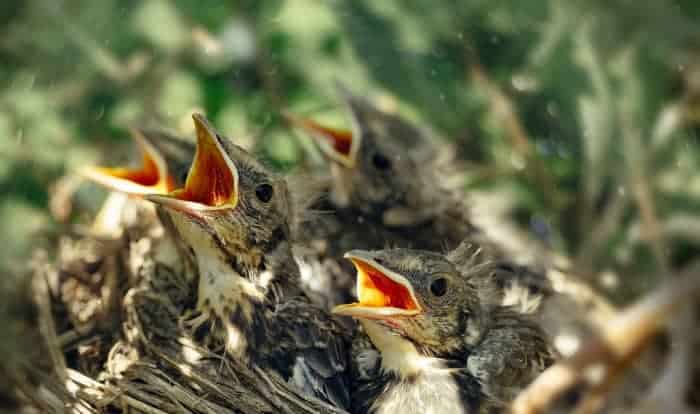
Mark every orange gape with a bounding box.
[95,152,175,193]
[174,137,235,207]
[98,153,161,186]
[303,119,353,156]
[356,261,419,311]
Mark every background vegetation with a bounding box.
[2,0,700,305]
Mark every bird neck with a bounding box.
[192,235,301,309]
[361,320,444,379]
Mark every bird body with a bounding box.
[146,114,350,409]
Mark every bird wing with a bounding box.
[265,298,351,410]
[467,307,555,402]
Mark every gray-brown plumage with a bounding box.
[145,114,350,409]
[290,84,475,239]
[332,247,555,414]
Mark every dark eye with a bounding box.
[255,183,274,203]
[429,277,448,297]
[371,152,392,170]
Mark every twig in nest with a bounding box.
[57,323,97,349]
[30,253,94,413]
[618,303,696,414]
[575,301,696,414]
[511,260,700,414]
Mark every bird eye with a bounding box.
[255,183,274,203]
[429,277,448,297]
[371,152,392,170]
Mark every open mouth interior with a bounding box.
[171,131,237,208]
[98,152,162,187]
[299,118,353,157]
[353,259,419,311]
[84,141,174,195]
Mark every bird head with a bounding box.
[286,85,440,226]
[80,127,178,196]
[333,248,487,353]
[146,113,293,270]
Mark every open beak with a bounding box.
[332,250,422,320]
[145,113,239,216]
[282,110,356,168]
[80,128,176,196]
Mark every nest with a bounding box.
[4,194,698,414]
[13,204,345,414]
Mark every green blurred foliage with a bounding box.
[1,0,699,301]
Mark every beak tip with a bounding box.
[330,304,350,316]
[142,194,199,219]
[76,165,109,183]
[143,194,159,203]
[143,193,172,204]
[191,113,209,131]
[344,250,369,261]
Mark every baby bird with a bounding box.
[287,84,471,237]
[145,114,350,409]
[332,247,554,414]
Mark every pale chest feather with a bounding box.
[370,372,478,414]
[358,321,486,414]
[171,215,269,356]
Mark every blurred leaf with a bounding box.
[158,70,203,118]
[0,199,48,273]
[133,0,189,54]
